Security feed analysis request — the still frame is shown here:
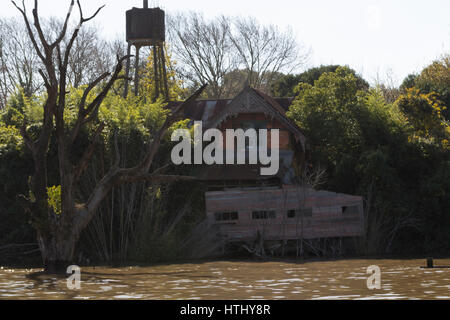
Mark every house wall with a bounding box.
[218,113,292,150]
[205,186,364,242]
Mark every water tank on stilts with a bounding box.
[124,1,169,101]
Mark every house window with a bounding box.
[342,206,359,215]
[287,208,313,218]
[287,210,296,218]
[252,210,276,220]
[215,212,239,222]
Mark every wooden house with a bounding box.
[171,87,364,256]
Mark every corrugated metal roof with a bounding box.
[168,94,294,122]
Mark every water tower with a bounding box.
[124,0,169,101]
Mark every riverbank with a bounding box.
[3,252,449,271]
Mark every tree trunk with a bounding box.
[37,229,79,274]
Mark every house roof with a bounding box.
[168,86,305,148]
[167,93,294,123]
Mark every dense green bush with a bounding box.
[287,66,449,254]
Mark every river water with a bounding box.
[0,259,449,300]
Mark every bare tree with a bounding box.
[13,0,205,273]
[0,26,8,108]
[220,68,249,98]
[168,13,309,99]
[64,24,109,88]
[230,17,309,92]
[168,12,235,99]
[372,67,400,103]
[0,15,125,109]
[0,17,42,107]
[44,18,122,89]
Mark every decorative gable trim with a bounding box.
[206,87,306,150]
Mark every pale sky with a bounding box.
[1,0,449,86]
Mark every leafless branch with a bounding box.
[38,68,50,89]
[70,55,131,144]
[11,0,45,62]
[76,0,105,24]
[50,0,75,48]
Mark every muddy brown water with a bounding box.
[0,259,449,300]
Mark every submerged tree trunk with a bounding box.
[34,186,81,273]
[37,231,78,274]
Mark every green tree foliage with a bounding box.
[287,66,449,254]
[396,88,449,147]
[287,67,365,167]
[401,55,450,120]
[0,107,35,257]
[271,65,369,97]
[400,74,418,91]
[47,185,62,216]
